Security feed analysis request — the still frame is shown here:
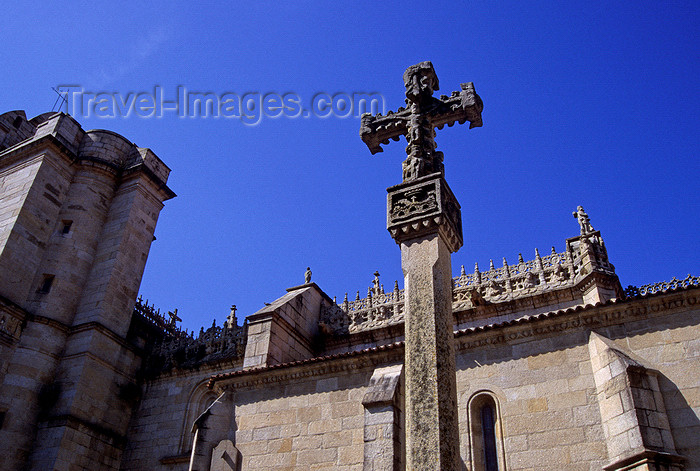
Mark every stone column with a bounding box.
[387,173,462,470]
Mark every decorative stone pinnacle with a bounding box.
[360,61,483,182]
[518,253,524,264]
[226,305,237,328]
[304,266,312,283]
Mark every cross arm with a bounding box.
[360,108,411,155]
[429,82,483,130]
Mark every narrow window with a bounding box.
[481,403,498,471]
[469,392,504,471]
[61,220,73,234]
[12,116,22,129]
[38,275,55,294]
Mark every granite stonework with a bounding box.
[361,61,483,471]
[0,99,698,471]
[0,110,174,471]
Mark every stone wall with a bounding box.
[230,368,371,470]
[0,110,175,471]
[455,288,699,471]
[120,366,240,471]
[187,286,699,471]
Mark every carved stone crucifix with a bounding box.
[360,62,483,470]
[360,61,483,182]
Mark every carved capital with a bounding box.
[386,173,463,252]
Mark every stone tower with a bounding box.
[0,111,174,470]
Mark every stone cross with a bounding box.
[167,308,181,326]
[361,62,483,470]
[360,61,483,182]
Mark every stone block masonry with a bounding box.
[0,110,174,471]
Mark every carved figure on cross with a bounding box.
[360,61,483,182]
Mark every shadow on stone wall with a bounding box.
[657,372,700,469]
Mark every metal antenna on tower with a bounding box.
[51,87,68,112]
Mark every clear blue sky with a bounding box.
[2,1,698,333]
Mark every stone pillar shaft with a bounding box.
[362,63,481,471]
[401,234,459,470]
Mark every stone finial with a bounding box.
[394,280,399,292]
[373,270,381,288]
[226,305,237,328]
[535,248,541,259]
[304,267,312,283]
[518,253,524,264]
[474,262,480,273]
[460,265,466,276]
[551,246,556,255]
[573,205,594,235]
[489,259,495,271]
[503,257,508,267]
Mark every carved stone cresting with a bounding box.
[625,274,699,297]
[320,271,404,335]
[133,298,246,375]
[360,61,483,182]
[452,248,577,310]
[147,319,246,374]
[320,213,630,335]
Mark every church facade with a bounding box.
[0,109,697,471]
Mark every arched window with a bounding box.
[180,382,218,454]
[468,391,505,471]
